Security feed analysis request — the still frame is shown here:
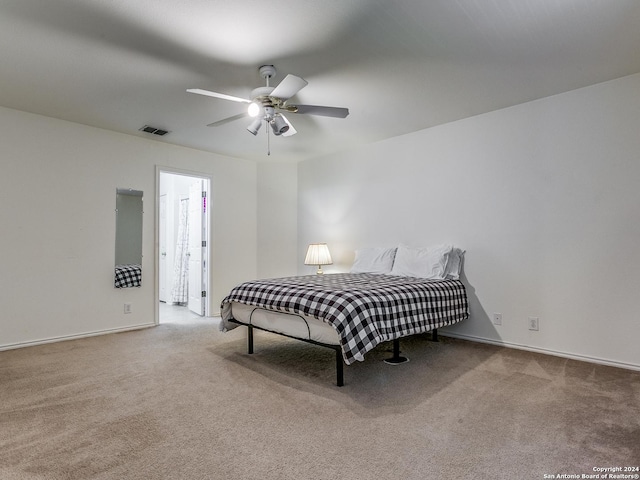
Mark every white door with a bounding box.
[159,194,168,302]
[187,180,205,316]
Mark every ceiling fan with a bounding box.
[187,65,349,139]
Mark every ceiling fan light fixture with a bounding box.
[247,117,262,135]
[271,115,289,136]
[247,102,260,117]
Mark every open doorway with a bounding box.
[158,170,211,324]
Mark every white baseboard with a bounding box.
[440,331,640,372]
[0,323,156,352]
[4,324,638,373]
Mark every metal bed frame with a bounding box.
[228,318,438,387]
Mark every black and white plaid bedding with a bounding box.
[221,273,468,365]
[114,264,142,288]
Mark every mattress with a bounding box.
[230,302,340,346]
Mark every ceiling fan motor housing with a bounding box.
[250,86,286,120]
[251,86,275,101]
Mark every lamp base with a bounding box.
[316,265,324,275]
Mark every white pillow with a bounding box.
[350,247,397,274]
[444,248,465,280]
[390,244,453,279]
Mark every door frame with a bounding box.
[155,166,212,325]
[187,179,206,316]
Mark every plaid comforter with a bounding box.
[220,273,468,365]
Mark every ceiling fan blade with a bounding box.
[207,112,248,127]
[280,115,297,137]
[284,104,349,118]
[187,88,251,104]
[270,74,308,101]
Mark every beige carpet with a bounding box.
[1,317,638,480]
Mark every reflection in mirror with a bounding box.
[115,188,143,288]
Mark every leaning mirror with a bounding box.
[114,188,143,288]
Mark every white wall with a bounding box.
[0,106,257,348]
[256,162,298,279]
[298,73,640,370]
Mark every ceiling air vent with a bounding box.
[139,125,169,136]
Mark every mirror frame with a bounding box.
[114,188,143,288]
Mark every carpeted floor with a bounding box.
[1,316,638,479]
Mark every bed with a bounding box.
[220,245,468,386]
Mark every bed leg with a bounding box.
[247,325,254,354]
[335,348,344,387]
[431,328,439,342]
[384,338,409,365]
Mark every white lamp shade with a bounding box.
[304,243,333,266]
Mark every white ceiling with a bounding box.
[2,0,640,162]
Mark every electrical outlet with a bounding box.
[124,303,132,314]
[492,313,502,325]
[528,316,539,331]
